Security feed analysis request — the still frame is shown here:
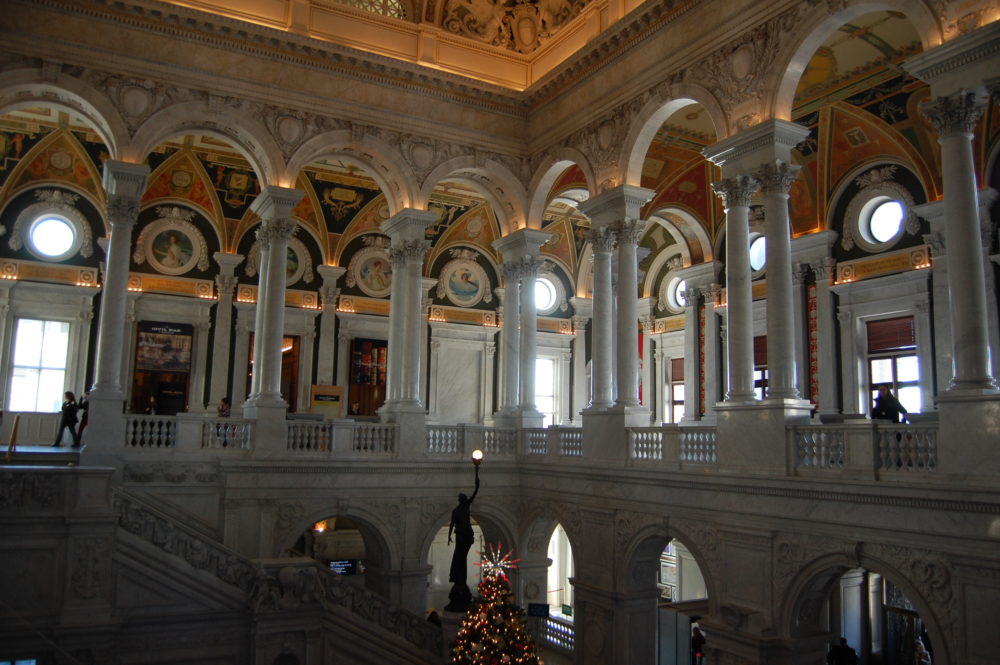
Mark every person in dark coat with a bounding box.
[872,384,907,423]
[76,391,89,442]
[53,391,80,447]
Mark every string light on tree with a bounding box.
[451,543,543,665]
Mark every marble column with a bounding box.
[518,255,543,413]
[493,228,551,427]
[569,298,592,422]
[711,175,759,402]
[638,297,656,416]
[91,161,148,397]
[703,283,722,415]
[380,209,435,425]
[811,258,840,415]
[681,285,702,422]
[613,219,645,408]
[244,187,304,415]
[86,161,148,455]
[497,264,521,416]
[920,92,997,392]
[315,265,346,386]
[586,226,615,409]
[208,252,243,408]
[754,158,807,401]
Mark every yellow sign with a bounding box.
[311,385,343,418]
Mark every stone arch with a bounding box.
[769,1,942,122]
[0,74,127,160]
[130,101,283,187]
[289,504,401,598]
[417,156,527,236]
[777,548,954,665]
[526,148,597,226]
[285,130,417,216]
[620,85,725,187]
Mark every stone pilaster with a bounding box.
[613,218,646,409]
[497,263,521,418]
[569,297,592,422]
[585,226,615,410]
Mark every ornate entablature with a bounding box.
[442,0,591,53]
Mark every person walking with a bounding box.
[53,391,80,447]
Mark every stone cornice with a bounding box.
[522,0,701,109]
[903,20,1000,85]
[15,0,527,118]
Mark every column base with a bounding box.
[715,400,812,475]
[581,406,649,462]
[79,390,127,462]
[379,401,426,454]
[935,391,1000,479]
[241,397,288,454]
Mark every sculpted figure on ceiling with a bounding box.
[443,0,589,53]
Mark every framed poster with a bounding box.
[135,321,194,372]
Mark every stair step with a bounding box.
[2,444,83,466]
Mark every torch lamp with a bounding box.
[472,448,483,481]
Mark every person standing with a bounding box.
[76,391,89,445]
[53,391,80,447]
[872,384,907,423]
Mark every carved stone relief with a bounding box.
[442,0,588,53]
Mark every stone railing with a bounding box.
[427,425,462,454]
[483,427,518,456]
[202,418,254,450]
[114,488,440,659]
[557,428,583,457]
[525,428,548,455]
[125,414,177,449]
[541,614,574,653]
[629,427,666,461]
[679,427,717,464]
[875,424,937,472]
[115,487,256,591]
[789,422,939,475]
[252,559,443,658]
[352,423,397,455]
[287,419,331,452]
[791,425,846,469]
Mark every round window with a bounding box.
[28,216,77,260]
[749,235,767,272]
[668,277,687,309]
[866,198,904,244]
[535,277,557,313]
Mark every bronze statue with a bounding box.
[445,462,480,611]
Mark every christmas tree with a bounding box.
[451,544,544,665]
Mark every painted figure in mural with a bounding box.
[445,462,480,611]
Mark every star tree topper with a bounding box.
[475,543,520,581]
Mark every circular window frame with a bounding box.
[10,191,93,263]
[27,214,80,261]
[748,233,767,276]
[841,175,917,254]
[534,272,567,316]
[659,274,688,314]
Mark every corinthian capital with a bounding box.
[712,174,760,209]
[215,274,237,298]
[388,239,429,265]
[920,90,985,138]
[754,161,801,195]
[614,218,646,246]
[256,218,297,250]
[585,226,616,253]
[106,194,140,229]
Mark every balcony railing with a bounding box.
[540,614,574,653]
[100,412,947,481]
